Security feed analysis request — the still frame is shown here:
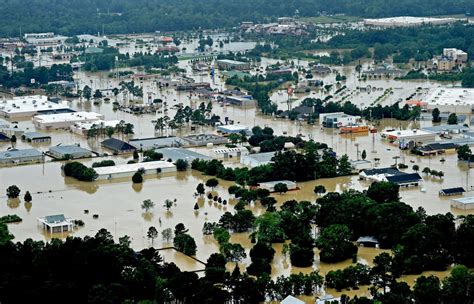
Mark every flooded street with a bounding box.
[1,51,472,302]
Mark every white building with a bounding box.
[33,112,104,130]
[381,129,437,148]
[212,147,249,159]
[217,124,249,135]
[240,152,276,167]
[320,112,361,128]
[423,88,474,114]
[363,16,458,28]
[0,95,71,118]
[451,197,474,210]
[70,120,121,136]
[94,161,176,180]
[443,48,468,63]
[37,214,74,233]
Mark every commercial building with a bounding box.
[281,295,304,304]
[213,147,249,159]
[217,124,249,135]
[37,214,75,233]
[101,138,137,154]
[386,173,422,187]
[350,160,372,172]
[259,180,297,192]
[363,16,458,28]
[0,148,43,165]
[224,95,255,107]
[359,167,404,183]
[381,129,437,149]
[33,112,104,130]
[70,120,121,136]
[421,124,470,135]
[451,197,474,210]
[129,137,188,151]
[0,95,72,118]
[319,112,361,128]
[22,132,51,143]
[182,134,228,146]
[240,152,276,167]
[217,59,251,71]
[415,142,458,156]
[423,88,474,114]
[94,161,176,180]
[155,148,210,162]
[48,145,92,159]
[439,187,465,196]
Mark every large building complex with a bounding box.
[423,88,474,114]
[363,16,458,28]
[0,95,72,118]
[33,112,104,129]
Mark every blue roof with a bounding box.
[0,148,43,159]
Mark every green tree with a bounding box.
[24,191,32,202]
[93,89,103,99]
[314,185,326,195]
[175,159,188,171]
[338,154,353,176]
[196,183,205,196]
[316,224,357,263]
[412,165,419,172]
[457,145,472,161]
[6,185,20,199]
[82,85,92,101]
[147,226,158,245]
[133,150,139,160]
[361,150,367,160]
[163,199,173,211]
[141,199,155,212]
[447,113,458,125]
[414,275,441,304]
[366,181,399,203]
[132,171,143,183]
[173,233,197,255]
[432,108,441,123]
[206,178,219,190]
[274,183,288,195]
[0,222,14,245]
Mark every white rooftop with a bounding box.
[94,161,175,175]
[423,88,474,107]
[217,124,249,132]
[452,197,474,205]
[72,120,121,130]
[364,16,457,25]
[0,95,70,115]
[382,129,433,138]
[34,112,104,123]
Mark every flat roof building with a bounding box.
[240,152,276,168]
[259,180,297,192]
[129,137,188,151]
[22,132,51,143]
[451,197,474,210]
[71,120,121,136]
[155,148,210,162]
[94,161,176,180]
[224,95,255,107]
[423,88,474,114]
[381,129,437,149]
[217,59,251,71]
[213,147,249,159]
[101,138,137,154]
[49,145,92,159]
[0,95,72,118]
[364,16,458,28]
[0,148,43,165]
[217,124,249,135]
[320,112,361,128]
[37,214,75,233]
[182,134,228,146]
[33,112,104,130]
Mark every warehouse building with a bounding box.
[0,95,72,118]
[48,145,92,159]
[33,112,104,130]
[22,132,51,143]
[94,161,176,180]
[0,148,43,165]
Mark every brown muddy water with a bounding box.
[0,64,471,303]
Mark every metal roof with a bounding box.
[0,148,43,159]
[45,214,66,224]
[155,148,210,161]
[452,197,474,205]
[49,145,90,155]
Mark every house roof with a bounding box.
[49,145,90,155]
[386,173,422,184]
[362,167,402,176]
[440,187,465,195]
[45,214,66,223]
[101,138,136,152]
[281,295,304,304]
[0,148,43,159]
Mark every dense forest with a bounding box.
[0,0,473,37]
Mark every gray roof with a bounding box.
[130,137,188,149]
[422,125,470,133]
[356,236,379,244]
[23,132,51,140]
[49,145,90,155]
[155,148,210,162]
[101,138,136,152]
[45,214,66,223]
[281,296,304,304]
[244,152,276,163]
[0,148,43,159]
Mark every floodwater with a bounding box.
[0,54,471,302]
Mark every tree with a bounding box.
[147,226,158,245]
[163,199,173,211]
[133,150,139,160]
[93,89,103,99]
[274,183,288,195]
[175,159,189,171]
[205,178,219,190]
[173,233,197,255]
[132,171,143,183]
[6,185,20,199]
[338,154,353,176]
[447,113,458,125]
[441,265,474,304]
[366,181,399,203]
[457,145,472,161]
[432,108,441,123]
[414,275,442,304]
[24,191,32,202]
[82,85,92,101]
[316,224,357,263]
[422,167,431,175]
[412,165,419,172]
[162,228,173,243]
[314,185,326,195]
[0,222,13,245]
[141,199,155,212]
[196,183,205,196]
[205,253,227,283]
[105,126,114,138]
[361,150,367,160]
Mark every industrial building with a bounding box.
[94,161,176,180]
[381,129,437,149]
[451,197,474,210]
[182,134,228,146]
[320,112,361,128]
[129,137,188,151]
[224,96,255,107]
[48,145,92,159]
[217,124,249,135]
[423,88,474,114]
[0,95,72,118]
[240,152,276,167]
[70,120,121,136]
[33,112,104,130]
[216,59,251,71]
[212,147,249,159]
[0,148,43,165]
[363,16,458,28]
[101,138,137,154]
[155,148,210,162]
[22,132,51,143]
